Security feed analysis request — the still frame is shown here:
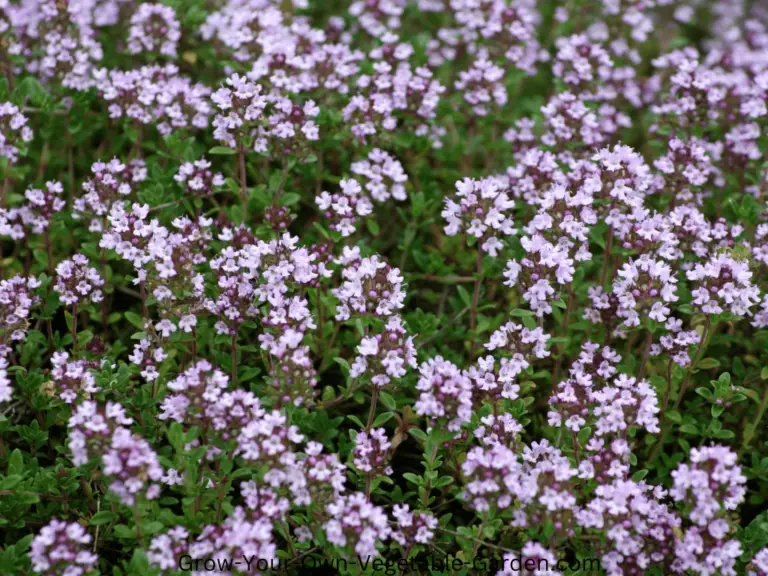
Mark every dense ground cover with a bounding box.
[1,0,768,574]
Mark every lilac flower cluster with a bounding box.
[426,0,544,75]
[343,53,444,143]
[158,360,230,427]
[455,56,508,116]
[577,480,679,576]
[353,427,392,476]
[349,314,416,387]
[94,64,212,136]
[0,101,33,162]
[391,504,437,549]
[174,157,225,198]
[21,181,65,234]
[68,400,133,466]
[102,426,163,506]
[30,519,98,576]
[333,252,406,321]
[45,351,99,405]
[316,179,373,237]
[670,446,747,576]
[687,253,760,317]
[324,492,391,558]
[127,3,181,58]
[148,506,277,573]
[351,149,408,203]
[443,176,516,256]
[0,275,40,349]
[54,254,104,307]
[414,356,473,432]
[74,158,147,230]
[210,74,267,149]
[8,0,103,90]
[473,413,523,448]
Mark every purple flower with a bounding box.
[46,351,99,405]
[315,178,372,238]
[0,101,33,162]
[351,148,408,203]
[748,548,768,576]
[391,504,436,548]
[414,356,473,432]
[352,427,392,476]
[0,275,41,348]
[174,156,225,197]
[68,400,133,466]
[54,254,105,307]
[127,3,181,58]
[455,55,508,116]
[75,158,147,229]
[349,315,416,387]
[102,427,164,506]
[443,176,516,256]
[687,253,760,317]
[332,253,406,321]
[324,492,391,558]
[22,181,66,234]
[31,519,98,576]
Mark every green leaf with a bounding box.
[409,428,428,442]
[577,426,592,445]
[18,493,39,504]
[372,412,394,427]
[280,193,301,207]
[679,424,698,435]
[322,386,336,402]
[77,330,94,348]
[90,511,118,526]
[143,521,164,535]
[333,357,350,374]
[124,311,144,330]
[457,285,472,308]
[402,473,422,485]
[665,410,682,424]
[8,449,22,476]
[129,549,151,573]
[696,358,720,370]
[366,219,380,236]
[167,422,183,450]
[741,387,761,403]
[16,77,45,106]
[347,415,364,428]
[379,391,396,410]
[632,469,649,482]
[510,308,535,317]
[113,524,136,539]
[208,146,236,155]
[0,475,22,490]
[313,222,330,239]
[542,519,554,540]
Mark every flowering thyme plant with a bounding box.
[1,1,768,576]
